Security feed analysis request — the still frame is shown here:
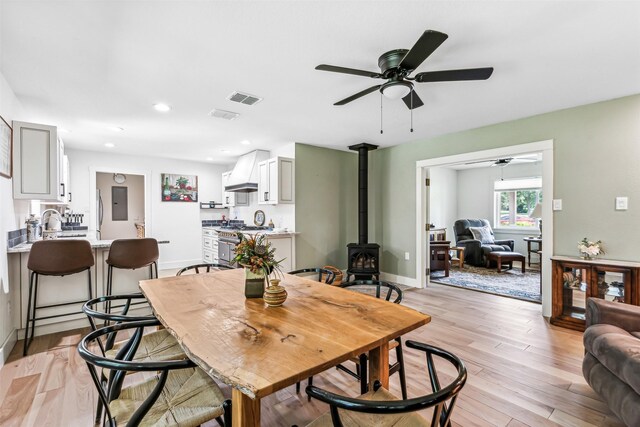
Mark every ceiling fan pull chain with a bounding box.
[410,90,414,132]
[380,92,384,134]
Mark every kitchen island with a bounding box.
[7,239,156,340]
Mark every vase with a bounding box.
[263,279,287,307]
[244,268,265,298]
[580,252,595,260]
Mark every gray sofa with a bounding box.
[453,219,514,267]
[583,298,640,426]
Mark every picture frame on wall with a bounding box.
[0,115,12,179]
[161,173,198,202]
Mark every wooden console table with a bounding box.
[551,256,640,331]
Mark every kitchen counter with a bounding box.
[202,226,299,237]
[7,239,114,253]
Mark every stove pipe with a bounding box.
[348,143,378,245]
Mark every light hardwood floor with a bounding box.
[0,283,624,427]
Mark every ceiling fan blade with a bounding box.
[465,159,496,165]
[316,64,382,78]
[415,67,494,83]
[402,90,424,110]
[399,30,448,72]
[334,85,381,106]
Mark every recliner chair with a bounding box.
[453,219,514,267]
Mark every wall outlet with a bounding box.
[552,199,562,211]
[615,196,628,210]
[404,252,410,261]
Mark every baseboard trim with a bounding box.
[159,259,202,270]
[380,272,420,288]
[0,328,17,367]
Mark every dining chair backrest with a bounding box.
[340,280,403,304]
[176,263,234,276]
[28,239,95,275]
[78,319,201,426]
[305,341,467,426]
[289,267,336,284]
[106,238,159,269]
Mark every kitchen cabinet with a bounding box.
[12,121,68,202]
[202,228,219,264]
[221,172,249,207]
[258,157,295,205]
[267,234,295,273]
[551,256,639,331]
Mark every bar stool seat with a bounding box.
[105,238,159,308]
[24,239,95,355]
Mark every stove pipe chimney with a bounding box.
[348,143,378,245]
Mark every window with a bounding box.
[494,177,542,229]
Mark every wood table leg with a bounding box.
[232,388,260,427]
[368,341,390,390]
[497,257,502,273]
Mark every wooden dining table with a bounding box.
[139,269,431,427]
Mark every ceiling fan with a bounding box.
[315,29,494,109]
[465,158,513,167]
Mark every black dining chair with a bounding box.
[176,263,234,275]
[289,267,336,284]
[78,319,232,427]
[335,280,407,399]
[302,341,467,427]
[83,294,186,424]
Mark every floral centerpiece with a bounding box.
[578,238,604,260]
[233,233,283,298]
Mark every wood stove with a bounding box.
[346,143,380,281]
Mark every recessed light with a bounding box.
[104,143,115,148]
[153,103,172,112]
[206,157,213,161]
[240,140,251,145]
[108,126,124,132]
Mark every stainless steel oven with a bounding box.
[218,231,240,267]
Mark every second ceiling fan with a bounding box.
[316,29,494,109]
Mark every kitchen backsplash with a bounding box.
[7,228,27,248]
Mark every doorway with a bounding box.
[96,172,145,240]
[415,140,554,317]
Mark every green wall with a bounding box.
[372,94,640,278]
[295,144,358,269]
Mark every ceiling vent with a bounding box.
[227,91,263,106]
[209,109,240,120]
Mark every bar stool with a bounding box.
[105,238,159,306]
[24,239,95,356]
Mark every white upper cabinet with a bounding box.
[221,171,249,207]
[258,157,295,205]
[12,121,68,202]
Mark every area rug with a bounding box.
[431,264,541,302]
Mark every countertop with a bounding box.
[8,239,114,254]
[203,226,299,237]
[8,238,170,254]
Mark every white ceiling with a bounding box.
[1,1,639,164]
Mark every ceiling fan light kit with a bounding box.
[316,29,494,132]
[381,80,413,99]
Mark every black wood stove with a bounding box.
[346,143,380,281]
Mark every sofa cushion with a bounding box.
[469,226,494,244]
[584,324,640,396]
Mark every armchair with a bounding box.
[583,298,640,426]
[453,219,514,267]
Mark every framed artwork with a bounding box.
[0,115,12,179]
[161,173,198,202]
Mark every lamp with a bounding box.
[531,203,542,238]
[380,81,412,99]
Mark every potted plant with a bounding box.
[233,233,284,298]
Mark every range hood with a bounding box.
[224,150,270,192]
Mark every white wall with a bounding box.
[97,172,145,239]
[0,71,27,363]
[428,167,458,242]
[66,148,228,268]
[227,143,296,230]
[456,161,543,255]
